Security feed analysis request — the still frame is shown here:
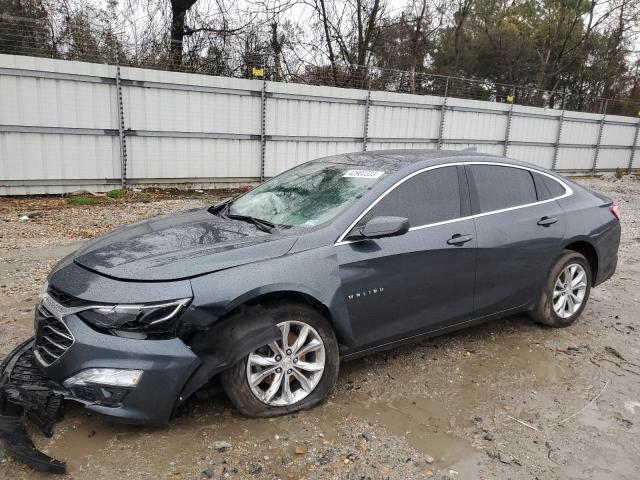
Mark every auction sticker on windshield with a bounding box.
[342,170,384,179]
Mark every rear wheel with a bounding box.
[530,250,592,327]
[220,301,339,417]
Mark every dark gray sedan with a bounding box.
[1,149,621,429]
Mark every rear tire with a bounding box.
[220,301,339,417]
[530,250,592,328]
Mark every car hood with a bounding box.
[70,208,298,281]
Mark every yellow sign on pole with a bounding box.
[252,67,265,78]
[506,95,514,104]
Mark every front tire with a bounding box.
[530,250,592,327]
[220,301,339,417]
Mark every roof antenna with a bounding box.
[461,147,477,152]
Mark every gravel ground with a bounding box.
[0,177,639,480]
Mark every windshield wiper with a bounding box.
[208,198,276,233]
[207,198,233,215]
[226,213,277,233]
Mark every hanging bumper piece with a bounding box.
[0,339,66,474]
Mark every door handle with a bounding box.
[447,234,473,245]
[537,216,558,226]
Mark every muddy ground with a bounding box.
[0,177,639,480]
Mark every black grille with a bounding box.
[47,285,89,308]
[34,304,74,366]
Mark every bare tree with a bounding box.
[270,21,285,80]
[169,0,197,65]
[317,0,338,83]
[304,0,387,85]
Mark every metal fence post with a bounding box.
[628,117,640,174]
[362,88,371,151]
[437,78,449,150]
[109,0,127,187]
[114,65,127,187]
[592,99,608,173]
[503,87,515,157]
[552,93,566,171]
[260,78,267,182]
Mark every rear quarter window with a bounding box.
[468,165,537,213]
[541,175,566,198]
[532,172,566,200]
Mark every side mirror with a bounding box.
[358,216,410,239]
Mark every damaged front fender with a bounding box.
[177,304,281,406]
[0,306,280,474]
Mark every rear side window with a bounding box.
[468,165,537,213]
[361,166,461,227]
[532,172,566,200]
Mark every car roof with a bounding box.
[313,149,513,173]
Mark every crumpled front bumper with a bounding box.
[0,320,201,473]
[0,339,67,473]
[0,339,65,431]
[35,314,201,425]
[0,294,281,473]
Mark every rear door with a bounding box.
[465,164,566,319]
[336,165,477,348]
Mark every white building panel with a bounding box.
[264,140,362,177]
[595,148,631,169]
[441,142,503,155]
[0,132,120,181]
[368,142,436,151]
[122,84,260,135]
[266,98,364,138]
[1,54,639,194]
[0,71,117,129]
[560,119,600,145]
[368,91,441,140]
[127,137,260,179]
[600,122,636,146]
[368,104,440,140]
[555,147,594,170]
[507,145,554,169]
[509,112,559,144]
[444,100,508,141]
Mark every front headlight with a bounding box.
[78,298,191,332]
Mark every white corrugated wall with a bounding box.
[1,54,639,195]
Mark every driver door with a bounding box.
[335,165,477,349]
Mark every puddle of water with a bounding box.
[32,419,124,473]
[460,335,568,384]
[50,422,119,470]
[17,318,572,476]
[350,395,479,468]
[33,406,145,473]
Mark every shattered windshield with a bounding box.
[229,162,386,227]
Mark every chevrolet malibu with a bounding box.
[1,150,621,427]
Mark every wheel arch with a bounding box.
[562,239,598,282]
[224,285,354,348]
[244,290,332,319]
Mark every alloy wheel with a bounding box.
[246,320,326,406]
[552,263,588,319]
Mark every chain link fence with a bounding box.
[1,12,639,118]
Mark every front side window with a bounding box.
[360,166,462,228]
[468,165,537,213]
[229,162,387,227]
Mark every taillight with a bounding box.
[609,204,621,221]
